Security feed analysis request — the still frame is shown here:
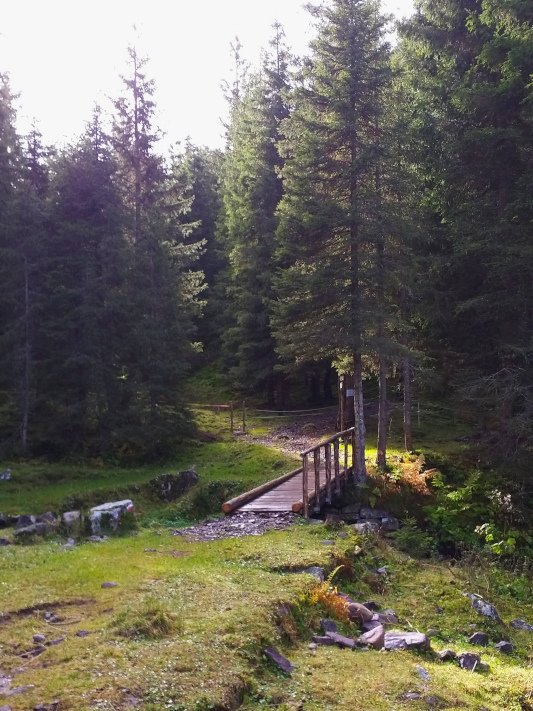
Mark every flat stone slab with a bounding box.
[385,631,430,651]
[264,646,294,674]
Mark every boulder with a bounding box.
[14,522,55,540]
[320,619,338,634]
[464,593,502,622]
[438,649,457,662]
[148,470,199,502]
[0,469,12,481]
[33,634,46,644]
[510,618,533,632]
[61,511,81,530]
[360,507,390,519]
[347,603,375,625]
[15,514,35,529]
[264,646,294,674]
[89,500,134,535]
[458,652,481,671]
[381,516,400,532]
[325,631,357,649]
[352,522,380,535]
[379,609,399,624]
[362,600,380,611]
[357,624,385,649]
[0,513,9,529]
[305,566,325,582]
[36,512,56,525]
[494,640,514,654]
[312,635,336,646]
[469,632,489,646]
[384,631,430,651]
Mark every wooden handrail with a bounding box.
[299,426,355,456]
[222,466,303,514]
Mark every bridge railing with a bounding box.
[300,426,356,518]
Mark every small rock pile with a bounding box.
[174,511,297,541]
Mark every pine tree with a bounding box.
[274,0,390,479]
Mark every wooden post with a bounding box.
[334,438,341,496]
[339,375,345,432]
[351,428,357,481]
[229,402,234,435]
[325,443,332,504]
[344,435,348,481]
[302,453,309,518]
[242,400,246,434]
[313,447,321,512]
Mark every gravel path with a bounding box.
[173,511,298,541]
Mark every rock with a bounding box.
[33,634,46,644]
[320,540,335,546]
[101,582,119,589]
[46,637,65,646]
[33,703,60,711]
[61,511,81,531]
[347,603,375,625]
[376,566,389,575]
[325,514,343,525]
[357,624,385,649]
[325,631,357,649]
[427,629,440,638]
[312,635,336,646]
[36,512,56,524]
[510,618,533,632]
[469,632,488,646]
[360,507,390,519]
[458,652,481,671]
[89,500,134,535]
[304,566,325,582]
[381,516,400,532]
[87,535,108,543]
[379,610,399,624]
[75,630,90,637]
[337,531,348,539]
[320,619,338,634]
[148,470,199,502]
[0,539,11,546]
[400,691,422,701]
[20,644,47,659]
[384,631,430,651]
[438,649,457,662]
[62,538,76,549]
[264,646,294,674]
[15,514,35,529]
[0,469,12,481]
[362,615,383,632]
[435,606,444,614]
[0,514,9,529]
[14,522,55,540]
[494,640,514,654]
[415,666,431,682]
[352,522,380,534]
[464,593,502,622]
[308,642,317,650]
[362,600,380,611]
[0,705,11,711]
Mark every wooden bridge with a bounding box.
[223,427,356,517]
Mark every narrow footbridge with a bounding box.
[223,427,356,517]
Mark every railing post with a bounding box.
[325,442,332,504]
[334,437,341,496]
[314,447,321,512]
[302,453,309,518]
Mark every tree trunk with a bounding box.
[21,255,31,456]
[376,355,387,469]
[403,357,413,451]
[353,353,367,481]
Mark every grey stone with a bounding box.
[62,538,76,549]
[464,593,502,622]
[427,629,440,638]
[36,512,56,524]
[415,666,430,681]
[0,514,8,529]
[320,539,335,545]
[101,581,119,589]
[149,470,199,502]
[379,609,399,624]
[358,624,385,649]
[0,469,11,481]
[15,514,35,529]
[458,652,481,671]
[312,635,336,646]
[304,566,325,582]
[308,642,317,650]
[376,566,389,575]
[362,616,383,632]
[494,640,514,654]
[14,522,54,539]
[264,646,294,674]
[435,606,444,614]
[438,649,457,662]
[0,705,12,710]
[0,539,11,546]
[325,631,357,649]
[510,618,533,632]
[400,691,422,701]
[320,619,338,634]
[337,531,348,539]
[33,634,46,644]
[360,507,390,519]
[89,500,134,535]
[469,632,489,646]
[381,516,400,532]
[384,631,430,651]
[87,535,108,543]
[61,511,81,528]
[46,637,65,646]
[75,630,90,637]
[347,603,375,624]
[352,522,380,534]
[362,600,380,611]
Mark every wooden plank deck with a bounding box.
[237,463,348,513]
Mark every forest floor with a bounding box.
[1,377,532,710]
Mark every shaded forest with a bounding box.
[0,0,531,489]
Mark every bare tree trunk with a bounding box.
[376,355,387,469]
[403,356,413,451]
[21,255,31,455]
[353,353,367,481]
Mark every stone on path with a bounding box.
[264,646,294,674]
[384,631,430,651]
[494,641,514,654]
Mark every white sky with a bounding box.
[1,0,414,151]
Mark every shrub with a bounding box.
[391,517,434,558]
